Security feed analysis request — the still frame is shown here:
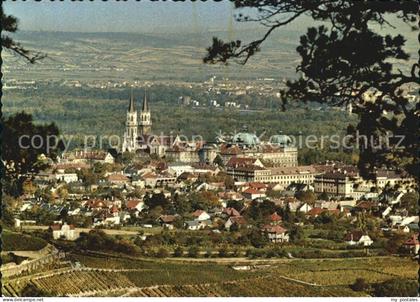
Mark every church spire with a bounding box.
[142,90,149,112]
[128,89,135,112]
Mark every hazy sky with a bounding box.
[4,1,249,33]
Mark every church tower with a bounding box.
[139,91,152,135]
[122,91,138,152]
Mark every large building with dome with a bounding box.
[218,131,298,167]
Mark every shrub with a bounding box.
[351,278,369,291]
[231,248,241,257]
[156,247,169,258]
[173,246,184,257]
[218,247,228,257]
[188,246,199,258]
[204,249,213,258]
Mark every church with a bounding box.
[122,91,152,153]
[121,91,184,156]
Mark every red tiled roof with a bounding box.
[126,199,142,209]
[108,174,129,182]
[344,230,366,242]
[227,157,258,168]
[403,234,419,246]
[220,145,242,155]
[306,207,324,216]
[223,207,241,217]
[159,215,177,223]
[243,188,263,195]
[86,199,108,208]
[50,224,61,231]
[192,210,206,217]
[229,216,247,225]
[268,212,282,222]
[262,224,287,234]
[355,201,375,209]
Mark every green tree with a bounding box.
[205,1,419,181]
[145,193,170,210]
[173,194,191,215]
[226,200,244,212]
[400,192,419,216]
[295,191,316,205]
[289,225,304,243]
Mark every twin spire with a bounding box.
[128,89,149,112]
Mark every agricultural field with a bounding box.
[3,253,417,297]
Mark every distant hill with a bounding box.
[4,23,417,82]
[3,30,301,82]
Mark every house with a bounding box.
[245,182,269,192]
[314,172,356,197]
[177,172,198,183]
[402,223,420,233]
[167,162,194,177]
[104,215,120,225]
[54,171,78,183]
[298,202,313,213]
[402,234,419,254]
[185,219,211,231]
[62,150,115,164]
[261,224,289,243]
[344,231,373,246]
[242,188,266,200]
[224,216,247,230]
[218,191,243,201]
[305,207,325,218]
[50,223,78,240]
[158,215,177,229]
[354,201,377,213]
[126,199,145,213]
[191,210,211,221]
[107,173,129,185]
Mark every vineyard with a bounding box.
[2,231,48,251]
[2,254,417,297]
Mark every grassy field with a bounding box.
[4,253,416,297]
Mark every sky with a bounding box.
[4,1,248,33]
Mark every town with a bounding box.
[2,1,418,297]
[4,92,418,253]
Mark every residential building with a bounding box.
[50,223,78,240]
[344,231,373,246]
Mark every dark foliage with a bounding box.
[373,279,418,297]
[2,112,62,196]
[204,0,419,181]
